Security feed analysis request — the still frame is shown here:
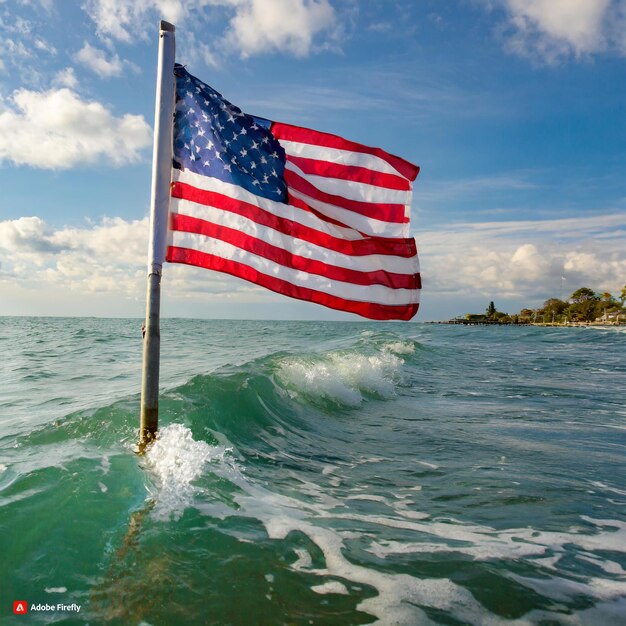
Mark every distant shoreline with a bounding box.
[429,320,625,327]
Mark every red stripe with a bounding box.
[172,182,417,258]
[272,122,420,182]
[171,213,420,290]
[166,246,419,321]
[284,169,408,225]
[286,155,411,191]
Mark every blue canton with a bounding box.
[173,65,287,203]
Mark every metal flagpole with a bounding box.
[139,20,176,451]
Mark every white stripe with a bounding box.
[285,161,412,206]
[170,230,419,306]
[171,197,418,275]
[174,169,362,241]
[288,189,409,239]
[278,140,405,178]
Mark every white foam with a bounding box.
[417,461,439,470]
[98,482,108,493]
[45,587,67,593]
[311,581,349,595]
[0,463,7,472]
[382,341,415,355]
[292,548,313,570]
[189,435,626,625]
[144,424,231,521]
[590,481,626,496]
[276,351,403,406]
[100,456,111,475]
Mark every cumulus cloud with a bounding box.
[75,42,138,78]
[499,0,626,63]
[53,67,79,89]
[83,0,339,58]
[223,0,336,58]
[1,212,624,316]
[0,215,268,306]
[417,213,626,301]
[0,86,152,169]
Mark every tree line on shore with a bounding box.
[466,286,626,324]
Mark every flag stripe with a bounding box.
[174,169,362,240]
[171,213,419,289]
[272,122,420,181]
[286,155,411,191]
[166,246,419,321]
[279,140,403,177]
[285,161,411,205]
[171,196,418,272]
[168,231,419,306]
[288,189,409,238]
[284,168,407,224]
[172,173,417,256]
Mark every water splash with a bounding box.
[276,350,403,407]
[144,423,231,521]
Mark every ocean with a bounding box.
[1,317,625,625]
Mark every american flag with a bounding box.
[166,65,421,320]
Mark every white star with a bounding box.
[239,128,247,136]
[203,160,211,166]
[260,156,267,164]
[214,150,223,161]
[252,180,261,187]
[202,113,209,122]
[251,122,259,130]
[216,122,224,131]
[251,140,259,150]
[227,113,235,123]
[240,148,248,157]
[261,136,269,144]
[206,140,214,150]
[250,162,257,170]
[198,128,205,137]
[224,164,232,172]
[262,174,269,183]
[270,151,278,159]
[271,168,277,177]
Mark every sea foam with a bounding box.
[276,350,403,407]
[144,423,231,521]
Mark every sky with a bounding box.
[0,0,625,321]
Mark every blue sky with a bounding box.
[0,0,625,321]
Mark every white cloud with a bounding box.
[417,213,626,302]
[499,0,626,63]
[0,86,152,169]
[223,0,336,58]
[53,67,79,89]
[75,42,132,78]
[1,212,624,318]
[83,0,339,58]
[0,215,269,310]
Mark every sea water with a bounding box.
[0,318,625,625]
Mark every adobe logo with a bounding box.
[13,601,28,615]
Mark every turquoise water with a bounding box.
[1,318,625,625]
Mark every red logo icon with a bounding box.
[13,601,28,615]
